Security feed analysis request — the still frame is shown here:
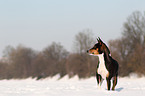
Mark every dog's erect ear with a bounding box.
[97,37,103,45]
[97,37,99,41]
[96,37,99,43]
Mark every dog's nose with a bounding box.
[87,50,89,53]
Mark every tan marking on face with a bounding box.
[88,48,99,55]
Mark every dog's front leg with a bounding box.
[96,73,103,89]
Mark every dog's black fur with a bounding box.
[87,37,119,91]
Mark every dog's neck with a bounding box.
[103,51,111,63]
[97,53,104,63]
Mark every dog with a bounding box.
[87,37,119,91]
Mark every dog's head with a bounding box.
[87,37,110,56]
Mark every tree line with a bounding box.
[0,11,144,79]
[0,30,97,79]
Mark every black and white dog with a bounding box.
[87,37,119,91]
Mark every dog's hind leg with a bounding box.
[106,77,111,90]
[112,74,118,90]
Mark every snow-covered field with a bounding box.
[0,75,145,96]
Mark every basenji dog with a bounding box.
[87,37,119,91]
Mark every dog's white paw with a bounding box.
[97,85,102,90]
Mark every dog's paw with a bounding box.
[97,85,102,90]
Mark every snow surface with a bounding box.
[0,75,145,96]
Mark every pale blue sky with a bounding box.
[0,0,145,56]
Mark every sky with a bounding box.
[0,0,145,57]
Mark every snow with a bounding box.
[0,75,145,96]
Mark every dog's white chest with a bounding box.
[97,54,109,79]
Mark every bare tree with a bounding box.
[6,45,36,78]
[73,29,95,54]
[43,42,69,77]
[43,42,69,61]
[123,11,145,52]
